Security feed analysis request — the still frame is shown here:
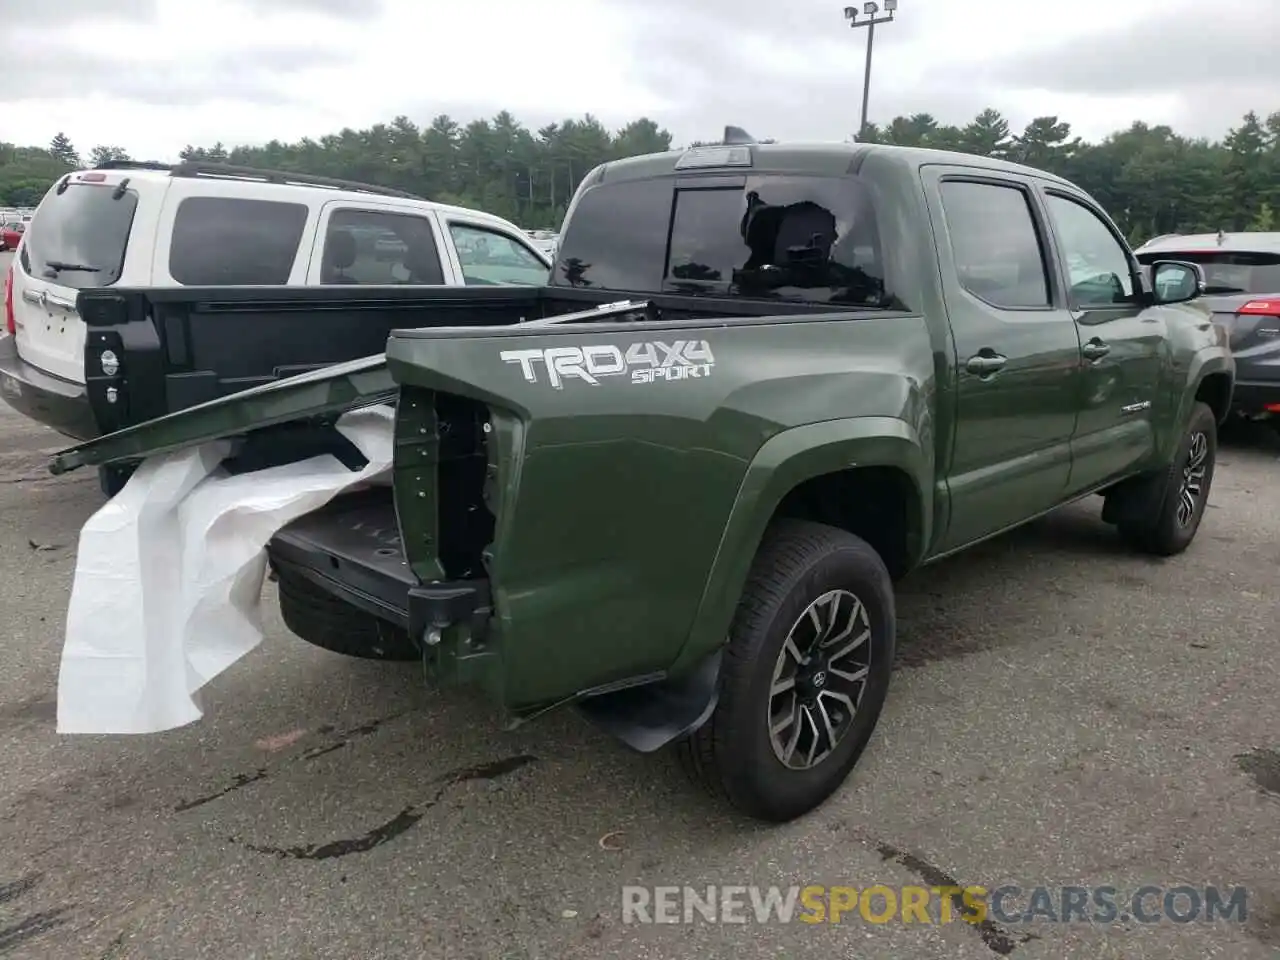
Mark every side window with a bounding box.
[939,181,1050,309]
[169,197,307,285]
[1044,194,1134,306]
[448,223,549,286]
[550,179,672,291]
[322,209,443,285]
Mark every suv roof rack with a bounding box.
[169,161,424,200]
[94,159,176,172]
[92,159,424,200]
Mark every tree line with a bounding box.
[2,107,1278,242]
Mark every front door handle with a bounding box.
[1082,338,1110,361]
[966,352,1008,376]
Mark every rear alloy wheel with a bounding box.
[678,520,894,822]
[768,589,872,771]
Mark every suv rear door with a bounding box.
[12,171,147,385]
[302,200,449,286]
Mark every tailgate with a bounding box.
[76,285,547,434]
[47,298,639,475]
[13,275,88,385]
[49,354,394,475]
[13,174,140,385]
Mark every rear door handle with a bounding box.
[1082,338,1110,361]
[966,352,1008,376]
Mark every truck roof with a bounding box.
[593,141,1076,187]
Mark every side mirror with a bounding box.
[1150,260,1205,305]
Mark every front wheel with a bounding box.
[1115,401,1217,556]
[678,520,895,822]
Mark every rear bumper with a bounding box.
[265,486,721,750]
[1231,379,1280,417]
[0,335,100,440]
[265,488,497,684]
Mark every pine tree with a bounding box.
[49,132,80,168]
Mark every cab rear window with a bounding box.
[1136,250,1280,295]
[20,183,138,290]
[169,197,308,285]
[551,174,890,306]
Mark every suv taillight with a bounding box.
[3,262,14,336]
[1237,298,1280,317]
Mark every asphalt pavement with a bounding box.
[1,269,1278,958]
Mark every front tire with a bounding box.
[678,520,895,822]
[1115,401,1217,556]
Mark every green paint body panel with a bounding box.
[49,141,1235,717]
[384,313,936,706]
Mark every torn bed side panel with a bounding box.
[48,354,394,475]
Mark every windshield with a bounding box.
[1136,250,1280,295]
[19,182,138,289]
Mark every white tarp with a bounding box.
[56,405,396,735]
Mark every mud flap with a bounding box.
[574,649,723,753]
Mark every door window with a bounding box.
[169,196,306,285]
[321,209,443,285]
[939,180,1050,309]
[1044,194,1134,306]
[448,223,549,285]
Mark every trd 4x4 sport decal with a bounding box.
[499,340,715,389]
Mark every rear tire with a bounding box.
[1115,401,1217,556]
[677,520,895,822]
[274,564,420,661]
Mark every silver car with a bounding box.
[1135,231,1280,428]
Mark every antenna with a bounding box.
[723,125,757,145]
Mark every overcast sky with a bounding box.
[2,0,1277,160]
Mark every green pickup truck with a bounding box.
[49,139,1233,822]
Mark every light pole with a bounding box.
[844,0,897,141]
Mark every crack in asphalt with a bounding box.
[0,873,74,957]
[234,754,539,861]
[171,712,406,813]
[172,768,270,813]
[874,842,1038,955]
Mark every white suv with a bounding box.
[1,160,551,430]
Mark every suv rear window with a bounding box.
[169,196,308,285]
[552,175,889,306]
[1135,250,1280,295]
[20,183,138,290]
